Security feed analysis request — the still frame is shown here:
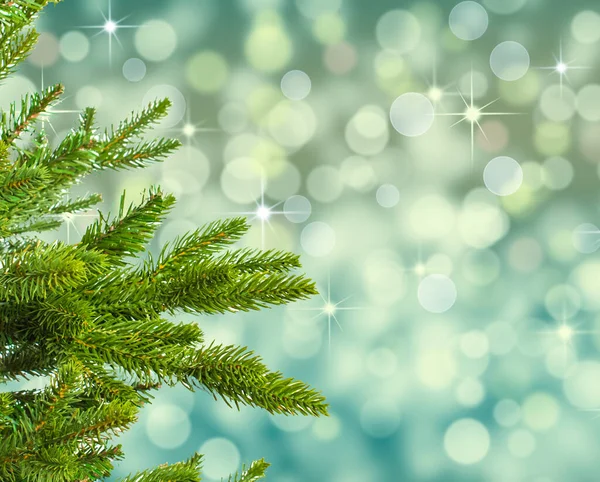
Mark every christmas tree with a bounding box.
[0,1,328,480]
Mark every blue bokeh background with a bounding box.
[4,0,600,480]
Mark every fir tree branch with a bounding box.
[102,137,181,170]
[96,98,180,171]
[0,165,50,211]
[48,192,103,216]
[0,26,38,83]
[0,242,99,302]
[118,452,203,482]
[0,83,64,144]
[225,458,270,482]
[145,217,250,278]
[179,342,329,417]
[79,186,176,266]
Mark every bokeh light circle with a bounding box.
[390,93,435,137]
[455,378,485,407]
[59,31,89,62]
[360,398,401,438]
[508,429,536,458]
[576,84,600,121]
[122,58,146,82]
[482,0,526,15]
[571,11,600,44]
[418,274,457,313]
[494,399,521,427]
[295,0,341,19]
[281,70,312,100]
[376,184,400,208]
[540,85,576,122]
[135,20,177,62]
[28,32,59,67]
[483,156,523,196]
[444,419,490,465]
[564,361,600,409]
[146,404,191,449]
[522,393,560,432]
[301,222,336,257]
[544,284,581,320]
[284,195,312,223]
[449,2,489,41]
[75,86,103,109]
[572,223,600,254]
[542,157,573,190]
[186,51,229,93]
[376,10,421,53]
[245,15,292,72]
[490,41,530,81]
[268,100,317,149]
[307,165,343,203]
[198,438,241,480]
[220,157,263,204]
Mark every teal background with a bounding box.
[4,0,600,480]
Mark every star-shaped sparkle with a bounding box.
[56,192,100,244]
[38,66,79,137]
[436,69,520,163]
[223,174,310,249]
[292,271,363,352]
[537,40,589,96]
[79,0,139,65]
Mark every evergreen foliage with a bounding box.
[0,1,328,480]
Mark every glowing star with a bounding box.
[57,193,100,244]
[557,324,574,342]
[291,271,363,352]
[556,62,568,74]
[256,205,271,221]
[436,69,519,163]
[182,123,196,138]
[427,87,443,103]
[80,0,139,65]
[537,40,588,96]
[103,20,117,34]
[423,54,459,106]
[166,103,220,156]
[38,66,79,137]
[323,303,336,315]
[223,173,310,249]
[413,262,427,277]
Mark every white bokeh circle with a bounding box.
[490,41,530,81]
[284,195,312,223]
[198,438,241,480]
[449,2,489,41]
[483,156,523,196]
[482,0,526,15]
[281,70,312,100]
[576,84,600,121]
[123,58,147,82]
[360,398,401,438]
[571,11,600,44]
[301,222,336,257]
[135,20,177,62]
[376,184,400,208]
[146,404,191,449]
[59,31,89,62]
[444,418,490,465]
[376,10,421,53]
[418,274,457,313]
[390,93,435,137]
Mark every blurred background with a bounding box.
[4,0,600,480]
